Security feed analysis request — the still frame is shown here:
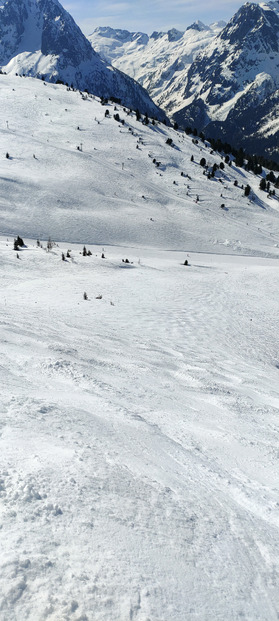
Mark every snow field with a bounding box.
[0,74,279,620]
[0,74,279,256]
[0,238,279,620]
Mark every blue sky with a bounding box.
[64,0,261,34]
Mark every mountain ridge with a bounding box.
[173,1,279,161]
[0,0,167,120]
[88,21,224,115]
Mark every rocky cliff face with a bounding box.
[0,0,166,120]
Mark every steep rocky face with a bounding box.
[173,2,279,161]
[0,0,93,64]
[0,0,166,120]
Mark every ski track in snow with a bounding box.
[0,239,279,620]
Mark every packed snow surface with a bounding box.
[0,75,279,620]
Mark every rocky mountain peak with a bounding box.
[173,1,279,161]
[0,0,166,120]
[219,2,279,51]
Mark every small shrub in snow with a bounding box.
[6,152,9,159]
[83,292,88,300]
[61,252,65,261]
[16,236,24,247]
[266,171,276,183]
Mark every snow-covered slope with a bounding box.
[1,241,279,621]
[0,73,279,621]
[173,1,279,162]
[88,22,225,114]
[1,74,279,255]
[0,0,166,120]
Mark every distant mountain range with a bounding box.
[89,2,279,162]
[88,22,225,115]
[0,0,167,121]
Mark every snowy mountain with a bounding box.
[0,0,166,120]
[88,22,225,114]
[89,3,279,162]
[173,1,279,162]
[1,73,279,621]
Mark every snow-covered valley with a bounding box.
[0,75,279,620]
